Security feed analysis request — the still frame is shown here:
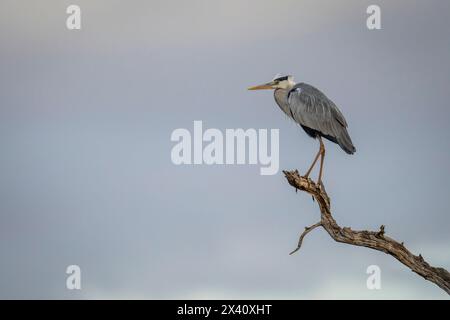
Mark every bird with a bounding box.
[248,75,355,187]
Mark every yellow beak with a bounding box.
[247,82,275,90]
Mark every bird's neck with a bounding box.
[274,87,288,100]
[274,88,292,116]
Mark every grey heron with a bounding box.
[248,75,355,187]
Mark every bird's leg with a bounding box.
[317,136,325,188]
[303,140,322,179]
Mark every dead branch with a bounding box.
[289,222,322,255]
[283,169,450,295]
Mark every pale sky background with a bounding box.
[0,0,449,299]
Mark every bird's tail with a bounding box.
[337,127,356,154]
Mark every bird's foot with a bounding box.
[301,174,312,183]
[316,181,327,196]
[316,180,323,191]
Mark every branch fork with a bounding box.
[283,169,450,295]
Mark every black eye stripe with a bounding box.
[274,76,288,82]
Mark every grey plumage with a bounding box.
[274,83,356,154]
[248,75,355,186]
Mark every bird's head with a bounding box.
[248,74,295,91]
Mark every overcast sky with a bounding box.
[0,0,449,299]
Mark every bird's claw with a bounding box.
[316,181,323,191]
[302,175,312,183]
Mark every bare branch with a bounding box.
[289,222,322,255]
[283,169,450,295]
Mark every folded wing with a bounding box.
[287,83,356,154]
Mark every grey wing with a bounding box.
[287,83,356,154]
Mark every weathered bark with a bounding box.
[283,169,450,295]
